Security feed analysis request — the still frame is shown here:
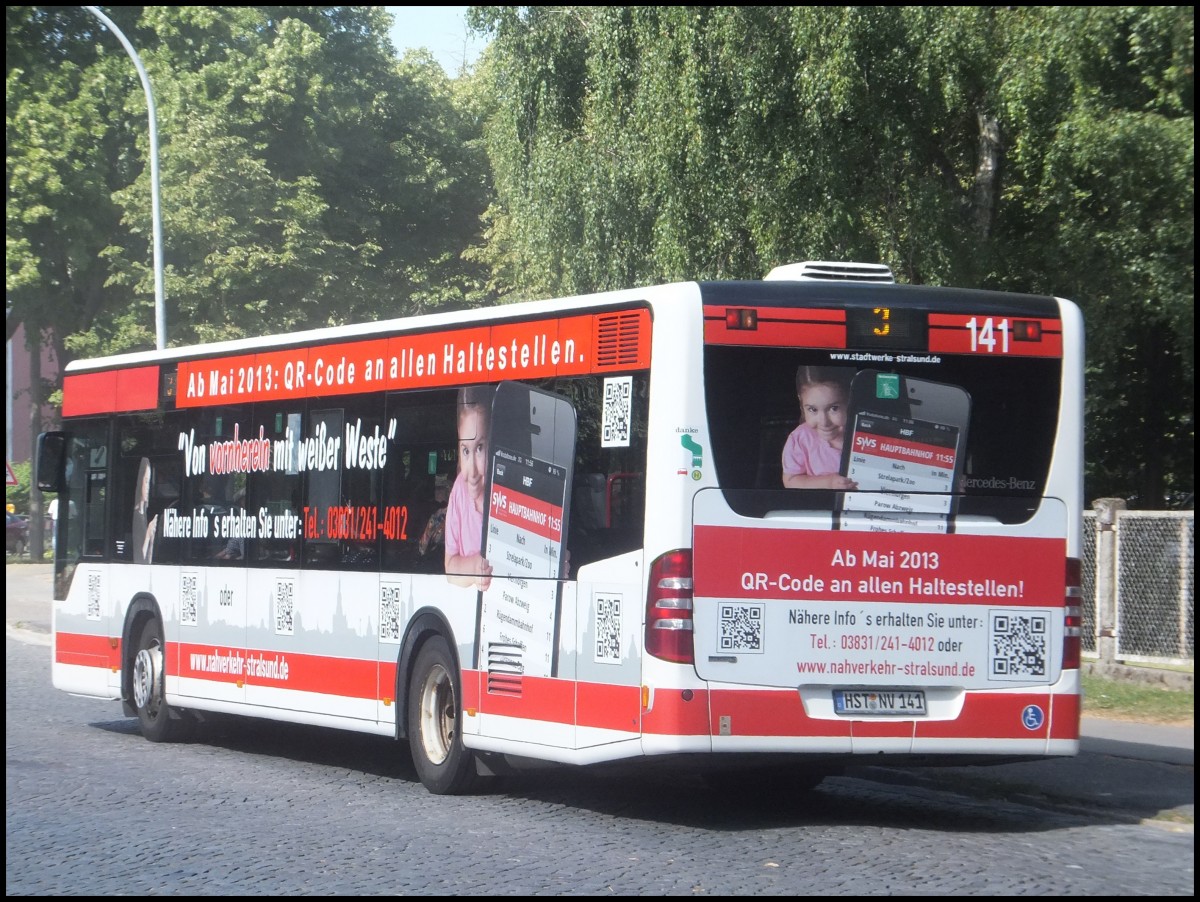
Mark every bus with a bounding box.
[37,261,1084,794]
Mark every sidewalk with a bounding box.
[7,561,1193,822]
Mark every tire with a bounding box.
[407,635,478,795]
[131,618,190,742]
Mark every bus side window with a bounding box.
[83,469,107,557]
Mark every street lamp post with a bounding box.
[82,6,166,350]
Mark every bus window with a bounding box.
[552,373,649,569]
[703,345,1060,522]
[380,389,460,573]
[245,404,303,567]
[115,413,183,565]
[54,418,109,598]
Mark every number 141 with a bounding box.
[966,317,1009,353]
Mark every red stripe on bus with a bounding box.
[916,692,1056,740]
[174,312,650,408]
[702,305,847,349]
[467,672,666,734]
[54,631,120,670]
[642,688,712,736]
[577,680,641,732]
[176,642,378,696]
[62,366,160,416]
[701,688,1071,741]
[57,634,1077,742]
[474,672,576,722]
[1049,692,1081,740]
[704,320,848,348]
[928,314,1063,358]
[705,689,852,738]
[703,306,846,324]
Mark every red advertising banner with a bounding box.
[694,526,1064,607]
[175,313,638,409]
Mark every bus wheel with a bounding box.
[407,635,477,795]
[131,618,189,742]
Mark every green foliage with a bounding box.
[7,5,491,362]
[6,6,1193,506]
[472,5,1194,505]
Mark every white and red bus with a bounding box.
[38,261,1084,794]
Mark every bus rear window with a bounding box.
[703,345,1061,520]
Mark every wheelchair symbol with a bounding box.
[1021,704,1045,731]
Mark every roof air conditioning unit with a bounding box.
[764,261,895,283]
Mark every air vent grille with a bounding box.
[486,643,523,697]
[595,311,645,368]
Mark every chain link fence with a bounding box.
[1082,507,1194,665]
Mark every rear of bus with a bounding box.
[654,265,1083,763]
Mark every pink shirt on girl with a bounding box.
[782,422,843,479]
[444,471,483,559]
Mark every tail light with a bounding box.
[646,549,694,664]
[1063,557,1082,670]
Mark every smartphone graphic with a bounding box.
[478,381,576,683]
[836,371,971,534]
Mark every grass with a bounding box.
[1082,672,1194,724]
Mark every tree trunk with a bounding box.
[970,112,1003,241]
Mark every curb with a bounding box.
[1084,661,1194,692]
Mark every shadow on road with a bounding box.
[89,711,1193,834]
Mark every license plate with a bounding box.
[833,689,927,716]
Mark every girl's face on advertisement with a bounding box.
[458,408,488,508]
[800,383,848,444]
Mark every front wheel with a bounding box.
[407,635,478,794]
[131,617,190,742]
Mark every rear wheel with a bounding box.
[407,635,478,794]
[131,618,190,742]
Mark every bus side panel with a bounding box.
[172,564,246,708]
[52,562,118,700]
[573,552,644,747]
[463,554,645,754]
[241,569,378,723]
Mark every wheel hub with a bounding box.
[132,645,160,710]
[418,663,455,765]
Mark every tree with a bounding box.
[470,5,1193,505]
[7,5,491,361]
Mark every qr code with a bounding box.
[180,571,199,626]
[601,376,633,448]
[719,603,764,654]
[274,578,295,636]
[379,582,403,643]
[594,594,622,664]
[86,571,102,621]
[989,610,1048,681]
